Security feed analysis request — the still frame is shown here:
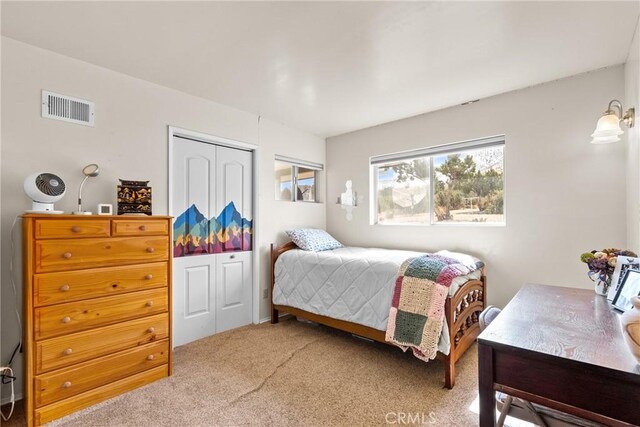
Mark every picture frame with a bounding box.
[607,256,640,301]
[612,269,640,312]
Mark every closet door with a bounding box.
[171,137,217,347]
[216,251,252,332]
[171,136,254,347]
[215,146,253,331]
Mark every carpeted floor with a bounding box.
[4,317,484,426]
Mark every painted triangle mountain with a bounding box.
[173,202,253,257]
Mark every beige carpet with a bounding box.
[5,318,482,426]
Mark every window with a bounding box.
[296,167,316,202]
[275,160,294,201]
[371,136,504,225]
[274,155,323,202]
[376,158,430,224]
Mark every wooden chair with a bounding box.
[479,306,604,427]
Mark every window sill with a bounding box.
[372,222,506,227]
[275,200,323,204]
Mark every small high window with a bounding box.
[274,155,323,202]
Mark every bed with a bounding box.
[270,241,486,389]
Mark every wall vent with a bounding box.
[41,90,95,127]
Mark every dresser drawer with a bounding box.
[36,313,168,374]
[34,219,110,239]
[35,288,168,339]
[33,263,168,307]
[34,236,169,273]
[35,340,168,407]
[35,365,169,426]
[112,219,169,236]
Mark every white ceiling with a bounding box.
[2,1,639,137]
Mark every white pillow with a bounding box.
[285,229,343,252]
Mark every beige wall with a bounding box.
[327,66,627,309]
[0,37,325,400]
[626,17,640,253]
[256,118,326,317]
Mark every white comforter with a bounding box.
[272,247,481,355]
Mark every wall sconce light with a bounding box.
[591,99,635,144]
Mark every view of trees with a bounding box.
[376,147,504,223]
[432,153,503,221]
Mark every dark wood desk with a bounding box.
[478,284,640,427]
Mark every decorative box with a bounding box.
[117,180,152,215]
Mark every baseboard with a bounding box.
[1,392,22,406]
[259,313,291,324]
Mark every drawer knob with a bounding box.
[63,381,72,389]
[144,274,153,280]
[60,284,70,292]
[147,327,155,334]
[230,254,236,259]
[146,301,154,308]
[146,247,155,253]
[62,252,72,259]
[71,226,81,233]
[62,316,71,324]
[146,355,155,361]
[63,348,73,355]
[139,225,147,231]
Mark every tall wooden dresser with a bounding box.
[22,214,173,426]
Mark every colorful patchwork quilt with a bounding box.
[385,253,485,361]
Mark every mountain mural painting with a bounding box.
[173,202,252,257]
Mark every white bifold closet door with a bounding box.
[172,136,253,347]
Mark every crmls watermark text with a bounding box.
[385,412,437,425]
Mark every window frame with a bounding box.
[294,166,318,203]
[370,136,506,226]
[274,155,323,203]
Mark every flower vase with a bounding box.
[621,296,640,363]
[588,272,610,296]
[594,278,609,296]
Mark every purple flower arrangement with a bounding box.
[580,248,638,288]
